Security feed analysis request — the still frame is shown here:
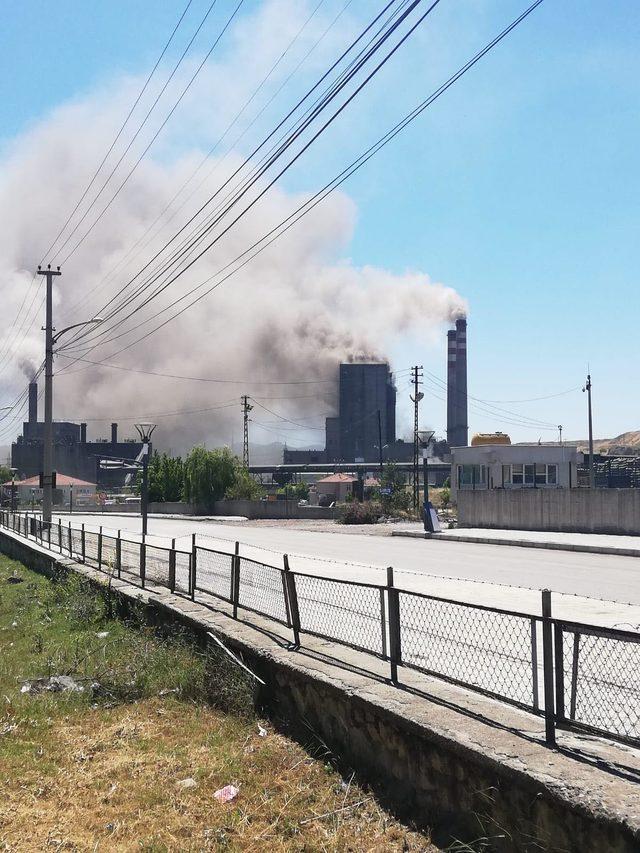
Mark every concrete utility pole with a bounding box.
[37,265,61,525]
[583,374,594,489]
[241,395,253,468]
[409,366,424,513]
[377,409,383,479]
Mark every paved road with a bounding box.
[56,513,640,626]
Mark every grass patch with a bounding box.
[0,554,435,850]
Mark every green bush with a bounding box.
[338,501,382,525]
[225,468,264,500]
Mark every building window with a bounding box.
[458,464,486,488]
[507,462,559,487]
[502,465,511,485]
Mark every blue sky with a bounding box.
[1,0,638,443]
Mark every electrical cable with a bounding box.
[61,0,342,323]
[40,0,195,265]
[57,0,413,353]
[56,0,245,267]
[54,353,336,384]
[58,0,543,367]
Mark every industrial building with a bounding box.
[283,362,411,465]
[11,380,146,487]
[446,317,469,448]
[451,434,581,499]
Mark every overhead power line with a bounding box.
[56,0,246,267]
[57,0,440,360]
[59,0,544,371]
[55,352,335,384]
[41,0,195,265]
[61,0,342,324]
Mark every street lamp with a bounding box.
[418,431,435,531]
[134,423,156,538]
[69,482,74,515]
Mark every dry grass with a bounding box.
[0,555,436,852]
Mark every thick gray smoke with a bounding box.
[0,1,467,454]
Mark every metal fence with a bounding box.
[1,510,638,748]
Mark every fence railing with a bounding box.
[1,510,638,748]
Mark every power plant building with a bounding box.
[333,362,397,462]
[11,380,146,488]
[446,317,469,448]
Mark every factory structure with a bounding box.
[284,320,471,467]
[446,317,469,449]
[10,380,146,488]
[285,362,414,465]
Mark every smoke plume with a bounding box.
[0,1,467,453]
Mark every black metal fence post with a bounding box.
[232,543,240,619]
[541,589,556,746]
[116,530,121,579]
[67,522,72,557]
[81,524,86,563]
[169,537,176,593]
[283,554,301,648]
[47,521,51,548]
[190,533,196,600]
[140,537,146,588]
[387,567,401,683]
[58,519,62,553]
[97,526,103,571]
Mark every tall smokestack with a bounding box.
[28,381,37,426]
[446,330,457,446]
[455,317,468,447]
[111,422,118,444]
[80,423,87,444]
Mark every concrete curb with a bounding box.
[392,529,640,558]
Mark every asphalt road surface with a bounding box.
[56,513,640,626]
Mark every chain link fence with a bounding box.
[1,510,638,748]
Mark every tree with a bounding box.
[184,446,237,510]
[225,468,264,500]
[376,463,411,515]
[135,452,185,502]
[0,465,11,485]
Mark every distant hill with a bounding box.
[528,431,640,455]
[574,431,640,455]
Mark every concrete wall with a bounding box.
[457,488,640,534]
[211,499,336,520]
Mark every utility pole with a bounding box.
[583,374,594,489]
[37,264,61,525]
[409,366,424,513]
[377,409,383,479]
[241,396,253,468]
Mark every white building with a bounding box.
[1,474,97,507]
[451,444,581,499]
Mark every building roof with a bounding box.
[2,474,96,488]
[316,473,357,484]
[364,477,381,487]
